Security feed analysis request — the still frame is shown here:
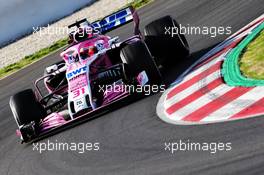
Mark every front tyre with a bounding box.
[120,41,162,86]
[9,89,46,127]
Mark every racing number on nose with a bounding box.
[73,87,86,98]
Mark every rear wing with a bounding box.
[67,6,140,35]
[91,6,137,34]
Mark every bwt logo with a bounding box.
[67,66,87,79]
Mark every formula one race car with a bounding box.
[9,6,189,143]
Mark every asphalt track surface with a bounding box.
[0,0,264,174]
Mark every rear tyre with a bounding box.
[120,41,162,85]
[144,15,189,67]
[9,89,46,126]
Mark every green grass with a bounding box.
[0,0,154,79]
[239,29,264,80]
[130,0,153,9]
[0,39,68,79]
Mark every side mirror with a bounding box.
[46,65,58,74]
[108,37,120,46]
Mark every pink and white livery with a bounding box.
[9,6,189,143]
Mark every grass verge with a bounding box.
[239,29,264,80]
[0,0,153,79]
[129,0,153,9]
[0,39,68,79]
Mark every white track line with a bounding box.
[165,70,221,108]
[201,87,264,122]
[169,84,233,120]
